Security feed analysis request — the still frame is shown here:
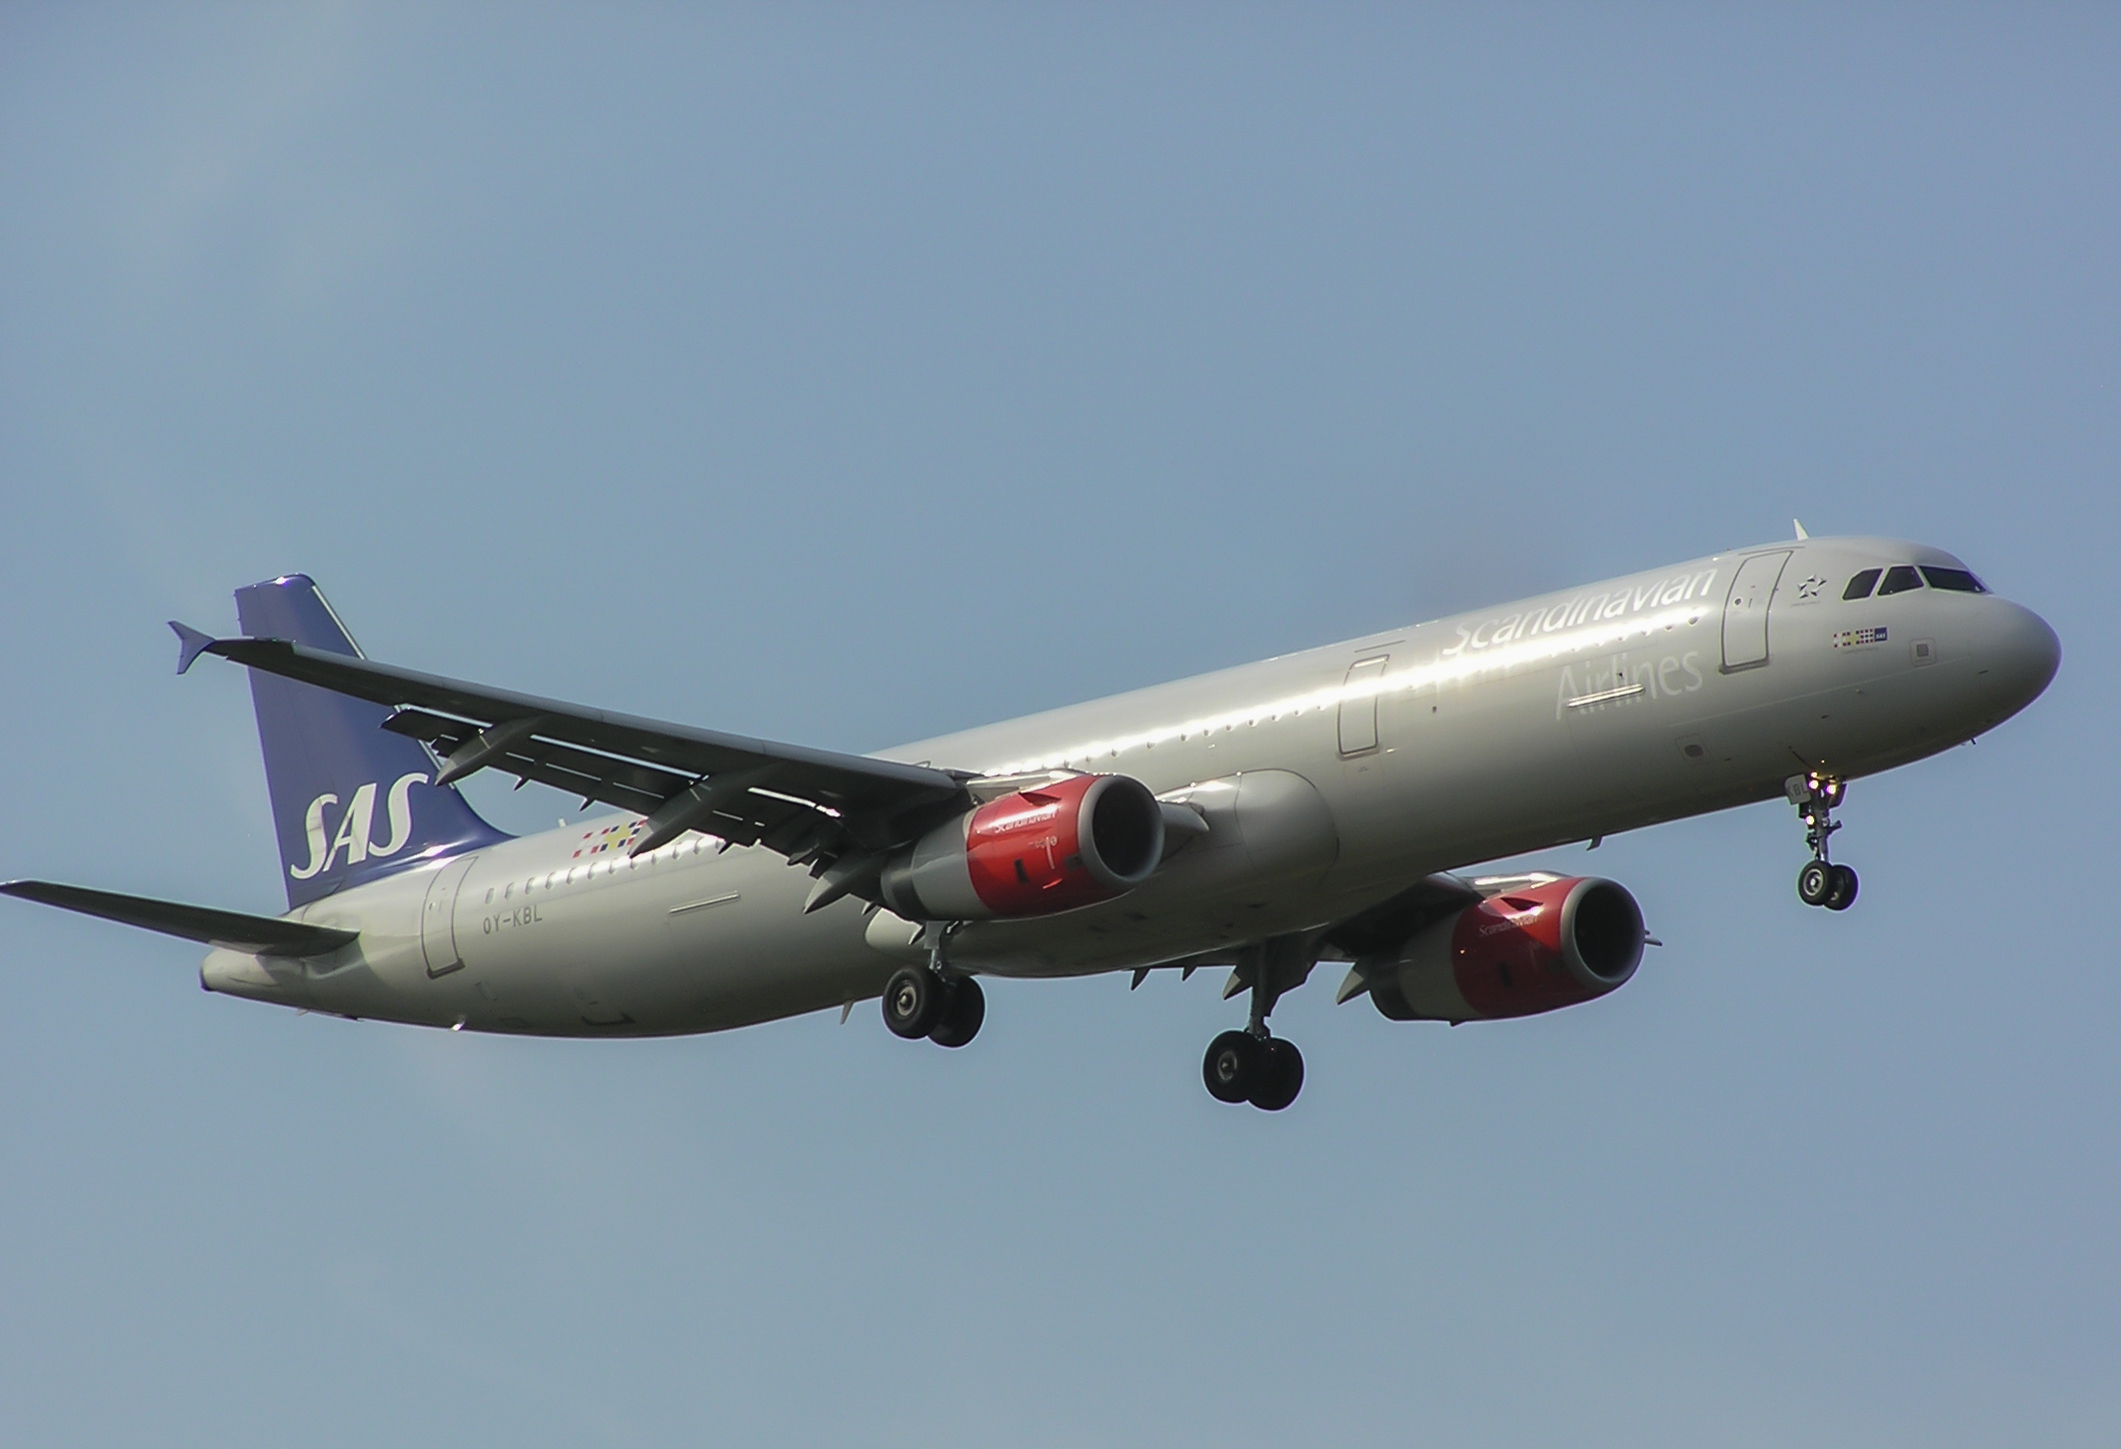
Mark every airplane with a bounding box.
[1,532,2059,1110]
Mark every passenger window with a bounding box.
[1877,565,1924,596]
[1920,566,1988,593]
[1843,568,1882,600]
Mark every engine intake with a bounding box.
[879,773,1165,921]
[1365,876,1645,1022]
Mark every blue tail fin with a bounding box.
[233,575,509,908]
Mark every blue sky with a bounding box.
[1,6,2115,1445]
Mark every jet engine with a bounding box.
[1364,876,1645,1022]
[878,773,1165,921]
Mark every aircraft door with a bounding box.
[1338,655,1390,755]
[1721,551,1792,672]
[419,854,480,978]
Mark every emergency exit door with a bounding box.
[419,854,480,978]
[1338,655,1390,755]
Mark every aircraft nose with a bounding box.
[1979,598,2061,718]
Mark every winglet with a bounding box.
[1793,518,1810,540]
[169,621,218,675]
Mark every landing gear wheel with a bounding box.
[1203,1030,1263,1104]
[928,976,985,1048]
[1248,1037,1304,1111]
[882,966,946,1039]
[1823,863,1859,912]
[1797,859,1834,907]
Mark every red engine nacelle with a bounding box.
[1365,876,1645,1022]
[878,773,1166,921]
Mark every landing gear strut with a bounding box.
[1787,772,1858,911]
[1201,934,1313,1111]
[881,924,986,1047]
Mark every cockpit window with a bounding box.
[1920,566,1988,593]
[1877,565,1924,596]
[1843,568,1882,600]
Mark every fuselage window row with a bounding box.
[478,834,715,906]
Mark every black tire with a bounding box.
[1797,859,1834,907]
[1249,1037,1304,1112]
[928,976,986,1048]
[1824,863,1859,912]
[1203,1030,1262,1104]
[882,966,946,1039]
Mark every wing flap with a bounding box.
[383,708,691,816]
[1,881,359,958]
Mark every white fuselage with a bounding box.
[201,536,2058,1035]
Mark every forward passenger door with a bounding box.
[1721,551,1792,672]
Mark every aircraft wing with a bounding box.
[1321,873,1486,1005]
[0,880,359,957]
[1321,873,1486,961]
[178,629,973,890]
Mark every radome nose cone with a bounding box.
[1991,600,2061,713]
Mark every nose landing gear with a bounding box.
[1788,772,1859,911]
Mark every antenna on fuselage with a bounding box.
[1793,518,1810,539]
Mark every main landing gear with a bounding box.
[1201,934,1313,1111]
[1203,1030,1303,1111]
[882,964,986,1046]
[881,926,985,1048]
[1788,771,1859,912]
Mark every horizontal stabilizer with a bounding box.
[0,880,358,958]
